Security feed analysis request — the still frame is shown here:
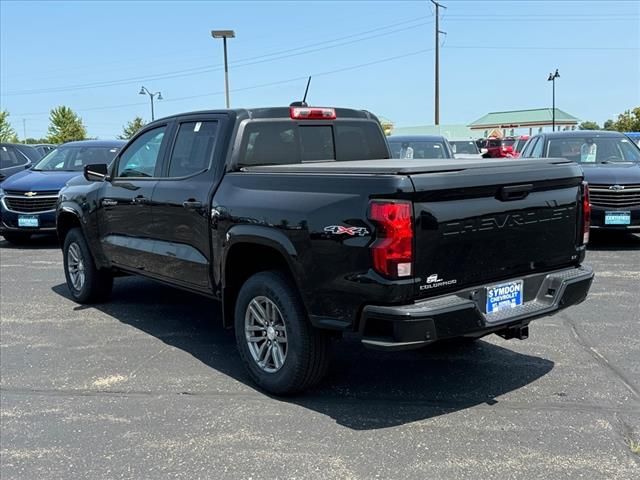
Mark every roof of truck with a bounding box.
[148,107,378,124]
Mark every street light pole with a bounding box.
[547,69,560,131]
[211,30,235,109]
[139,86,163,121]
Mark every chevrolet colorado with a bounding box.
[56,106,594,394]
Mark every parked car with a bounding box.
[520,130,640,232]
[482,137,515,158]
[55,106,593,394]
[449,139,482,159]
[32,143,57,157]
[0,139,125,244]
[13,144,43,163]
[1,143,33,182]
[388,135,453,159]
[512,135,530,158]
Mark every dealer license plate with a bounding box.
[605,211,630,225]
[486,280,523,314]
[18,215,39,228]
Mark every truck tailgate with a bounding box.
[409,160,584,299]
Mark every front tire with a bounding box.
[234,270,330,395]
[63,228,113,303]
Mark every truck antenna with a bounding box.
[290,76,312,107]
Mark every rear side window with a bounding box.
[167,121,218,177]
[238,121,388,167]
[521,137,538,157]
[0,146,29,169]
[531,137,545,157]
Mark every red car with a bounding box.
[512,135,530,158]
[481,137,515,158]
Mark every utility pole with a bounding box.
[22,119,26,143]
[431,0,446,125]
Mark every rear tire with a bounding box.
[63,228,113,303]
[2,232,32,245]
[234,270,330,395]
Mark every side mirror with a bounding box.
[84,163,109,182]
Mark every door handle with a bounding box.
[498,184,533,201]
[183,200,203,209]
[132,195,149,205]
[102,199,118,207]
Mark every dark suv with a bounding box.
[520,131,640,232]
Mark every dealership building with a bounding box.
[390,108,580,139]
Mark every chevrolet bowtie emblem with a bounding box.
[24,191,38,197]
[608,185,625,191]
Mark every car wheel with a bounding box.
[2,232,32,245]
[234,270,330,395]
[63,228,113,303]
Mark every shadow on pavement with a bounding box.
[52,277,554,430]
[0,234,59,250]
[587,231,640,251]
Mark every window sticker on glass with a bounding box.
[581,140,597,163]
[194,122,202,132]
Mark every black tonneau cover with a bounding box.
[242,157,576,175]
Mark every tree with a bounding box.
[118,116,146,140]
[0,110,18,142]
[46,106,87,143]
[611,107,640,132]
[579,121,600,130]
[603,119,615,131]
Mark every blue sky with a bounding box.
[1,0,639,139]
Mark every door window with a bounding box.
[167,121,218,177]
[117,127,166,178]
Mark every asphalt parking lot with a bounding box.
[1,232,639,479]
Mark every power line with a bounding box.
[1,17,433,97]
[13,47,436,118]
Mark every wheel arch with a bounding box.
[222,226,307,329]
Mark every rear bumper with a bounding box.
[359,265,594,351]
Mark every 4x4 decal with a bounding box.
[324,225,370,237]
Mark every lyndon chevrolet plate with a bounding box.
[18,215,39,228]
[486,280,523,314]
[605,211,631,225]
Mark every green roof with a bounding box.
[468,108,579,129]
[391,124,476,139]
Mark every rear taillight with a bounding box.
[368,201,413,278]
[582,181,591,244]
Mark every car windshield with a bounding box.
[546,136,640,164]
[33,145,121,171]
[449,141,479,154]
[389,141,448,159]
[502,139,516,147]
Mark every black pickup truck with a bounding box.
[56,106,594,394]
